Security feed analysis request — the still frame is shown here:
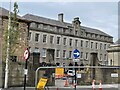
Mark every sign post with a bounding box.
[23,48,30,90]
[73,49,80,90]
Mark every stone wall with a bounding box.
[1,17,29,87]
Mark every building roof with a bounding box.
[81,26,112,37]
[0,7,31,23]
[0,7,21,18]
[23,14,68,28]
[23,13,112,38]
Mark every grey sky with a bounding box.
[1,2,118,42]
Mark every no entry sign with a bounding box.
[24,49,29,60]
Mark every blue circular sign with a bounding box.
[73,49,80,59]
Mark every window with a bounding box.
[86,52,88,60]
[86,33,88,37]
[10,56,17,62]
[95,34,98,38]
[63,29,66,33]
[69,51,72,58]
[100,43,102,49]
[104,54,107,60]
[81,40,83,47]
[110,59,112,65]
[56,50,60,58]
[81,52,83,58]
[81,31,84,36]
[107,44,110,48]
[100,54,102,61]
[70,29,73,33]
[43,34,47,43]
[75,30,78,35]
[50,35,54,44]
[75,39,78,47]
[43,24,47,29]
[29,32,31,40]
[30,22,36,28]
[57,36,60,44]
[34,47,39,53]
[63,50,66,58]
[38,24,41,29]
[63,38,67,45]
[69,39,72,46]
[104,44,106,49]
[86,41,88,48]
[42,48,46,57]
[91,42,93,49]
[95,43,98,49]
[35,33,39,42]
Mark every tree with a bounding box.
[3,2,19,61]
[9,2,19,56]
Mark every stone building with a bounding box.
[107,39,120,66]
[23,13,113,66]
[0,7,30,87]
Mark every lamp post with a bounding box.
[4,0,11,88]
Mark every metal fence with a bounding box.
[35,66,120,89]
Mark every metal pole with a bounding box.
[4,0,11,88]
[35,67,39,89]
[24,59,28,90]
[74,68,76,90]
[74,62,77,90]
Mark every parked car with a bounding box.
[67,70,75,76]
[62,76,68,80]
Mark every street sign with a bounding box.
[24,49,29,60]
[77,74,81,78]
[37,78,48,89]
[73,59,80,62]
[24,69,28,75]
[111,73,118,77]
[73,49,80,59]
[55,68,64,78]
[23,48,30,90]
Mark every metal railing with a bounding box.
[35,66,120,89]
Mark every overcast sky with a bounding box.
[1,2,118,42]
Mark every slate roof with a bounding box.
[81,26,112,37]
[0,7,113,38]
[23,14,68,28]
[23,14,112,37]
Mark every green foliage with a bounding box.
[2,2,20,61]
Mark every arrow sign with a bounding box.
[73,49,80,59]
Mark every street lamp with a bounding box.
[4,0,11,88]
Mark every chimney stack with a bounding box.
[58,13,64,22]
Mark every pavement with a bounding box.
[0,84,119,90]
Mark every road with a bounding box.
[1,84,120,90]
[1,79,120,90]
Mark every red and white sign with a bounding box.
[24,49,29,60]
